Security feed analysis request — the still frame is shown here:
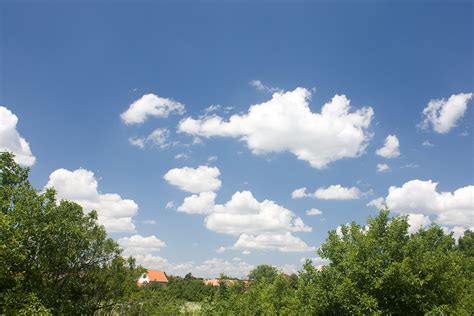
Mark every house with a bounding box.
[137,269,169,287]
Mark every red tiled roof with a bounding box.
[147,270,168,283]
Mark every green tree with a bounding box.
[313,210,473,314]
[458,230,474,257]
[0,152,143,314]
[248,264,279,284]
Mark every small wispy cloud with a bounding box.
[248,79,281,93]
[376,163,390,173]
[128,128,170,149]
[422,140,434,147]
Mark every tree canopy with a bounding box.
[0,152,143,314]
[205,211,473,315]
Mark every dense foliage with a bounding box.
[0,153,143,314]
[166,273,216,302]
[204,212,474,315]
[1,151,472,315]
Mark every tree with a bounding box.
[458,230,474,258]
[314,210,473,314]
[202,210,473,314]
[248,264,279,284]
[0,152,143,314]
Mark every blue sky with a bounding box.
[1,1,473,277]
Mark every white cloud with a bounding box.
[131,253,170,268]
[175,189,313,252]
[147,128,170,147]
[306,208,323,216]
[420,92,473,134]
[45,168,138,232]
[292,187,308,199]
[178,88,374,169]
[401,163,419,169]
[205,191,311,236]
[292,185,361,200]
[128,128,170,149]
[233,232,314,252]
[367,197,385,210]
[376,135,400,158]
[204,104,221,114]
[120,93,185,124]
[216,246,226,253]
[314,185,361,200]
[406,213,431,234]
[207,155,218,162]
[248,79,280,93]
[131,255,254,278]
[422,140,434,147]
[174,153,189,160]
[165,201,175,209]
[177,191,216,214]
[0,106,36,167]
[164,165,221,194]
[128,136,146,149]
[118,235,166,256]
[443,226,474,241]
[376,163,390,173]
[385,179,474,226]
[193,258,254,278]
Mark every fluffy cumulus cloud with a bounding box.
[0,106,36,166]
[385,179,474,227]
[177,191,217,214]
[164,165,221,194]
[367,197,385,210]
[376,135,400,158]
[292,185,360,200]
[406,213,432,234]
[314,185,361,200]
[233,232,315,252]
[178,88,374,169]
[121,93,185,124]
[205,191,311,236]
[118,235,166,256]
[45,168,138,232]
[292,187,308,199]
[176,189,313,252]
[420,92,473,134]
[376,163,390,173]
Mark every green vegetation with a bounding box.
[204,216,474,314]
[0,152,143,314]
[1,152,473,314]
[167,273,216,302]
